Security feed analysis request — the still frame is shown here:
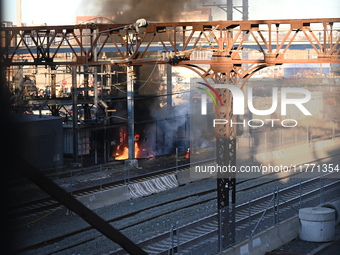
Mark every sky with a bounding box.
[1,0,339,26]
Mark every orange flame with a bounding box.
[114,134,141,160]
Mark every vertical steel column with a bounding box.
[93,29,98,109]
[50,69,56,99]
[94,66,98,109]
[50,68,59,116]
[72,66,78,163]
[227,0,233,20]
[83,66,91,120]
[167,65,172,110]
[127,66,135,160]
[242,0,249,20]
[216,87,236,251]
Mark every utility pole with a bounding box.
[203,0,249,20]
[242,0,249,20]
[126,66,138,167]
[16,0,22,26]
[202,1,249,251]
[50,67,59,116]
[227,0,233,20]
[72,66,78,163]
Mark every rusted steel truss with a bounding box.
[1,18,339,68]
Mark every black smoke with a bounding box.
[81,0,197,23]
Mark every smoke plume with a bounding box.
[82,0,197,23]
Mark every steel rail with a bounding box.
[14,155,340,254]
[10,150,340,220]
[113,175,340,254]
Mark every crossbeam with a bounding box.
[1,18,339,67]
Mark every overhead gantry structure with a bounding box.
[2,18,340,250]
[2,19,339,92]
[2,18,339,66]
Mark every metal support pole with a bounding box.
[93,65,98,164]
[84,66,89,98]
[273,187,280,224]
[170,225,175,255]
[72,66,78,163]
[219,209,223,252]
[83,66,91,120]
[50,68,56,99]
[167,64,172,110]
[176,221,180,254]
[273,189,277,225]
[94,66,98,109]
[299,180,302,209]
[320,177,324,204]
[127,66,135,161]
[227,0,233,20]
[277,187,280,224]
[216,88,236,251]
[175,147,178,174]
[99,165,102,192]
[94,129,98,164]
[248,199,251,237]
[104,125,107,163]
[242,0,249,20]
[170,222,179,254]
[50,69,59,116]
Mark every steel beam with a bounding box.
[127,66,135,161]
[2,18,339,67]
[243,0,249,20]
[13,157,147,255]
[215,85,237,251]
[227,0,233,20]
[50,70,59,116]
[72,66,78,162]
[167,65,172,110]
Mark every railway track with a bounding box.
[8,158,193,220]
[110,173,340,255]
[14,184,216,254]
[14,155,339,254]
[11,150,338,221]
[10,151,339,221]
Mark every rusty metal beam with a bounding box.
[1,18,339,67]
[13,156,147,255]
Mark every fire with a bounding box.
[114,134,141,160]
[114,145,128,160]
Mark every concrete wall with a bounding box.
[177,167,199,185]
[77,185,131,210]
[77,174,178,210]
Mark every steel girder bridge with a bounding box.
[2,18,340,252]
